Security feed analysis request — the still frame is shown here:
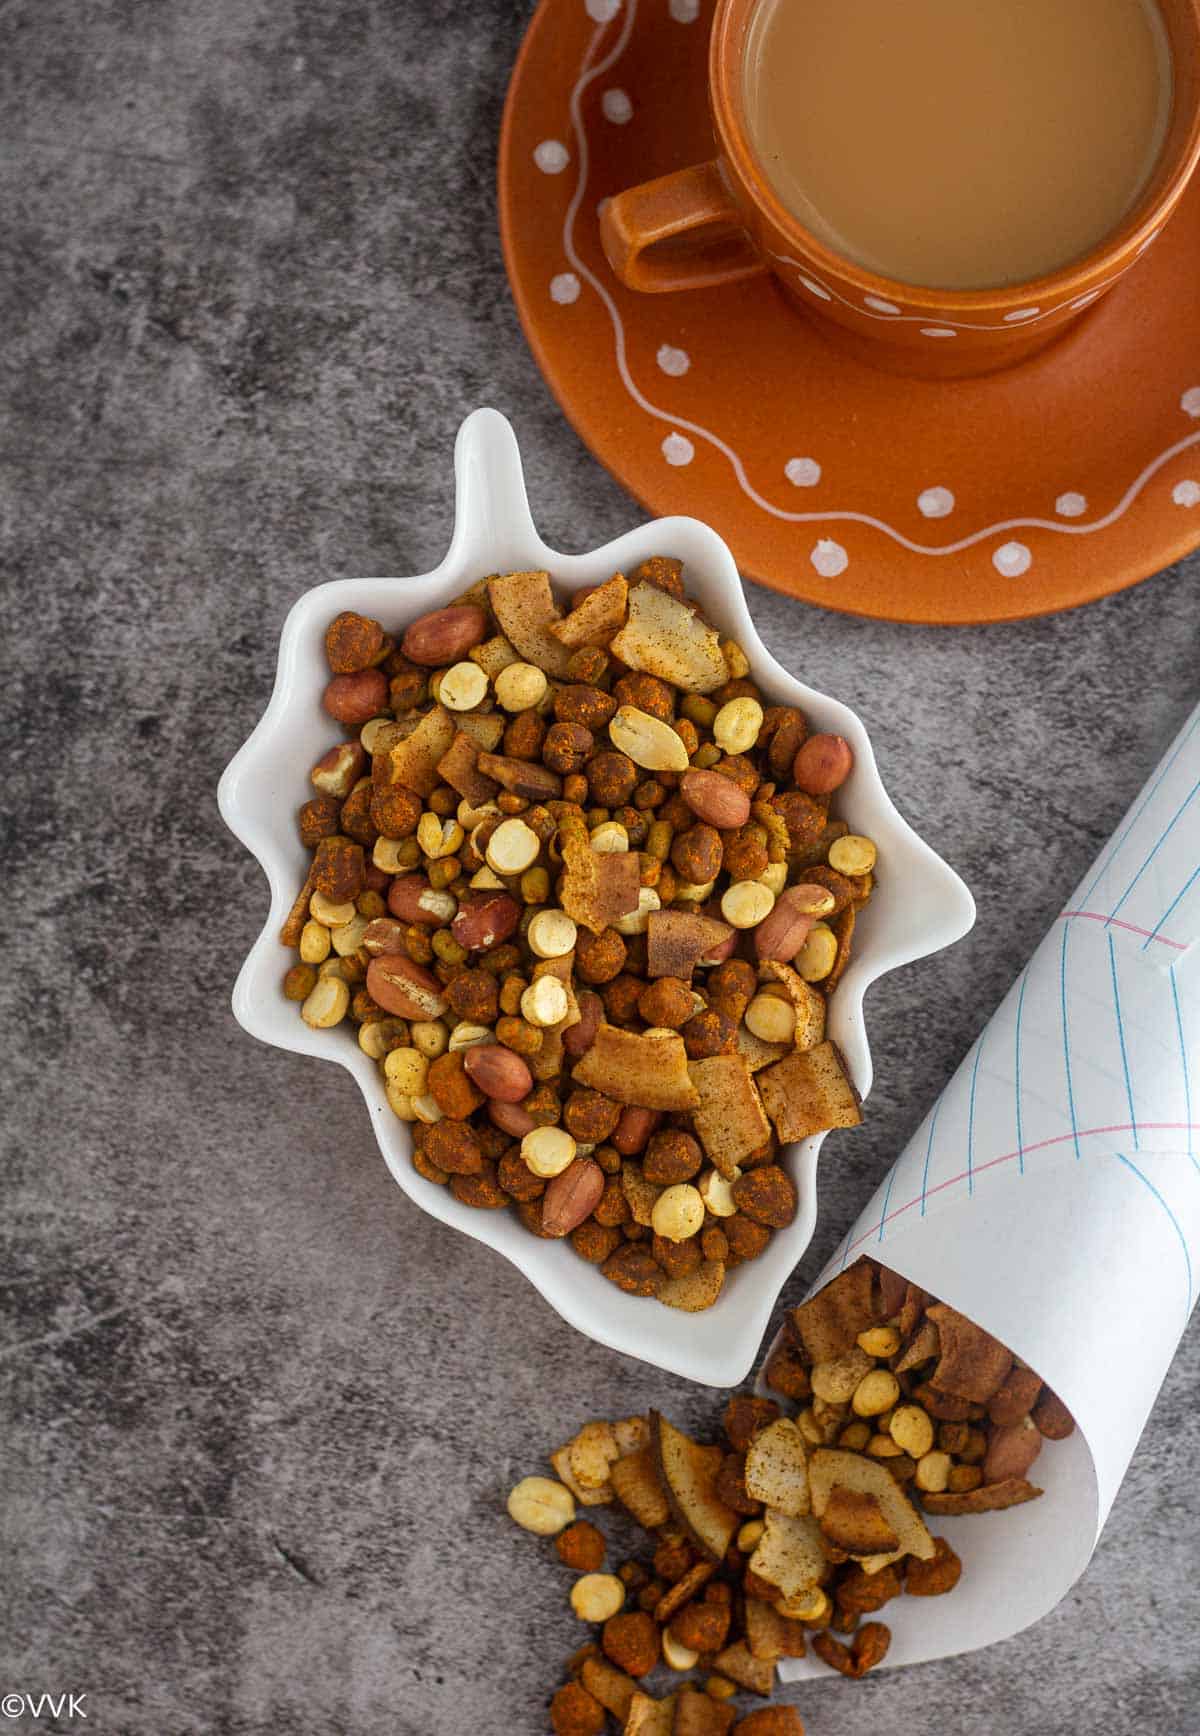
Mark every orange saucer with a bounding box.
[498,0,1200,625]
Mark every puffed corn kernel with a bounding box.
[523,1125,578,1178]
[358,1018,406,1060]
[331,914,369,957]
[507,1475,576,1535]
[889,1404,935,1459]
[852,1369,901,1417]
[570,1573,626,1623]
[299,919,332,963]
[795,1409,825,1446]
[698,1168,739,1217]
[713,696,763,755]
[521,976,569,1028]
[828,834,877,876]
[646,821,674,861]
[781,1588,829,1623]
[418,813,465,860]
[494,661,549,712]
[527,909,578,959]
[487,818,541,875]
[757,860,788,895]
[411,1093,444,1125]
[721,881,776,929]
[795,923,838,982]
[301,976,350,1028]
[651,1183,705,1243]
[674,877,716,904]
[811,1349,873,1404]
[615,886,661,935]
[385,1082,416,1120]
[590,821,630,854]
[359,715,395,755]
[310,890,356,927]
[373,836,414,875]
[448,1023,495,1052]
[705,1678,737,1702]
[915,1450,953,1494]
[745,991,796,1045]
[866,1433,903,1458]
[856,1326,901,1357]
[721,638,751,680]
[318,958,350,980]
[662,1630,699,1671]
[736,1519,765,1552]
[838,1421,872,1451]
[439,661,489,711]
[410,1019,450,1059]
[383,1047,430,1095]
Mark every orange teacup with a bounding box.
[600,0,1200,377]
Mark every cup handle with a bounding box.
[599,161,767,294]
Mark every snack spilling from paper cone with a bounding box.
[281,559,878,1306]
[506,1255,1075,1731]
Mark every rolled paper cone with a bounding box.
[774,701,1200,1675]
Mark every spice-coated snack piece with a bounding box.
[284,560,877,1307]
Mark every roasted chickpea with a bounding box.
[543,721,594,775]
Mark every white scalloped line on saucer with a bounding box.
[545,0,1200,573]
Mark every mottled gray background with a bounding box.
[3,2,1198,1732]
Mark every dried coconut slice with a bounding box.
[689,1054,771,1178]
[560,838,642,934]
[549,573,629,647]
[736,1023,789,1074]
[758,1041,862,1142]
[807,1447,934,1572]
[748,1510,826,1602]
[380,704,456,797]
[757,960,827,1051]
[550,1442,612,1507]
[486,569,574,678]
[819,1487,899,1554]
[789,1259,878,1363]
[710,1641,776,1697]
[625,1693,678,1736]
[743,1417,811,1518]
[436,730,498,805]
[573,1024,699,1111]
[651,1411,738,1562]
[453,710,506,751]
[581,1656,638,1723]
[646,910,733,979]
[609,581,726,693]
[920,1477,1043,1515]
[926,1303,1014,1402]
[610,1445,671,1529]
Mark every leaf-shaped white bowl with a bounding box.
[218,408,975,1386]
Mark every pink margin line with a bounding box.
[1059,909,1188,951]
[845,1120,1200,1257]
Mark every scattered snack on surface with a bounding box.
[507,1257,1074,1729]
[283,562,874,1306]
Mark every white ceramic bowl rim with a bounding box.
[218,408,975,1387]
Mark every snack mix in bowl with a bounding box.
[281,560,873,1311]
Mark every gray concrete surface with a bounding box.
[3,2,1198,1732]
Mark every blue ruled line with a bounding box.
[920,1093,943,1217]
[1060,924,1081,1160]
[1108,932,1139,1150]
[877,1164,897,1243]
[1014,967,1029,1176]
[966,1030,986,1197]
[1078,708,1200,909]
[1107,777,1200,926]
[1112,1152,1193,1312]
[1169,965,1198,1173]
[1141,862,1200,952]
